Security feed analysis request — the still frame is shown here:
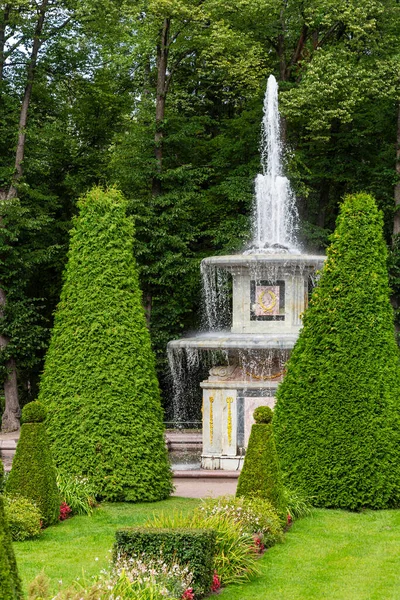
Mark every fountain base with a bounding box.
[200,364,281,470]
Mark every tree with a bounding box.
[0,487,23,600]
[38,187,172,501]
[273,193,400,510]
[236,406,286,518]
[5,401,60,527]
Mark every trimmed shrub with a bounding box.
[0,495,23,599]
[114,527,215,597]
[236,414,286,518]
[253,405,273,423]
[5,401,60,526]
[3,495,42,541]
[274,193,400,509]
[38,188,172,501]
[196,495,283,548]
[22,401,46,423]
[146,511,260,586]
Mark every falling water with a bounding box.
[249,74,299,252]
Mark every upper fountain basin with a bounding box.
[202,252,325,272]
[168,331,299,351]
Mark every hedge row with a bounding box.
[114,527,216,597]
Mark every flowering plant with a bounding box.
[211,571,221,592]
[113,553,194,598]
[59,502,72,521]
[197,496,283,548]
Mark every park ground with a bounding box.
[14,498,400,600]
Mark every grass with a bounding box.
[14,502,400,599]
[219,508,400,600]
[14,497,199,596]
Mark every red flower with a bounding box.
[211,571,221,592]
[287,513,293,525]
[182,588,195,600]
[59,502,72,521]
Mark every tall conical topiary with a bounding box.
[5,401,60,526]
[0,490,23,599]
[274,193,400,510]
[39,188,172,501]
[236,407,286,518]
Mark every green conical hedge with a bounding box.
[38,188,172,501]
[5,401,60,526]
[0,494,23,600]
[274,193,400,509]
[236,407,286,517]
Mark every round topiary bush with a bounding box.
[236,408,286,517]
[5,401,60,527]
[0,495,23,599]
[38,188,172,501]
[3,495,42,541]
[274,193,400,509]
[21,401,46,424]
[253,405,273,424]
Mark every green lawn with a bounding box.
[14,502,400,599]
[219,509,400,600]
[14,497,199,596]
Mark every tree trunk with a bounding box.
[8,0,48,199]
[0,288,20,432]
[1,0,48,431]
[393,102,400,237]
[0,4,11,83]
[152,18,170,197]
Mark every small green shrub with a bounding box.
[147,511,260,586]
[56,473,96,516]
[114,527,215,597]
[22,401,46,424]
[3,495,42,541]
[0,495,23,599]
[283,487,313,520]
[196,495,283,548]
[5,401,60,527]
[236,419,286,519]
[253,406,273,423]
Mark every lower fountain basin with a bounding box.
[168,332,299,351]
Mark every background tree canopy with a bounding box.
[1,0,399,423]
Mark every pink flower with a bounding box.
[211,571,221,592]
[59,502,72,521]
[182,588,195,600]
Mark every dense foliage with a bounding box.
[3,494,42,541]
[147,509,260,586]
[236,415,286,517]
[274,193,400,509]
[196,495,283,548]
[38,188,172,501]
[114,528,216,598]
[1,1,400,421]
[5,401,59,526]
[0,495,23,599]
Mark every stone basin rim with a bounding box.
[168,333,299,350]
[201,252,325,269]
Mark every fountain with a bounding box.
[168,75,325,470]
